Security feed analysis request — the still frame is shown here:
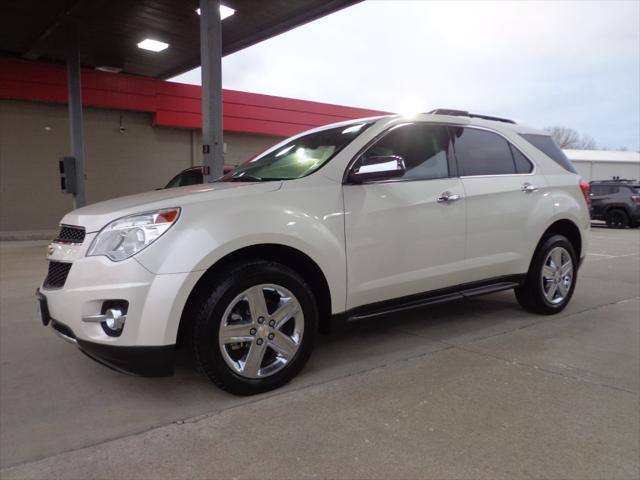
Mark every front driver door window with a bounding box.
[343,123,466,309]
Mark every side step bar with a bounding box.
[345,279,522,323]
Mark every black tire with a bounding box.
[605,209,629,229]
[190,260,318,395]
[515,235,578,315]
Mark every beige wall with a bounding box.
[0,99,281,232]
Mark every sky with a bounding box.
[171,0,640,151]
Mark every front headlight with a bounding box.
[87,208,180,261]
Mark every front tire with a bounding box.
[515,235,577,315]
[190,260,318,395]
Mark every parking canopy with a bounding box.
[0,0,360,78]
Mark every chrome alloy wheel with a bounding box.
[541,246,574,305]
[218,284,304,379]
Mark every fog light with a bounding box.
[81,300,128,337]
[103,308,126,333]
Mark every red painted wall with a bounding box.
[0,58,389,137]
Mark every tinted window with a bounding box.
[631,187,640,194]
[361,124,451,181]
[165,170,203,188]
[519,133,577,173]
[590,185,607,196]
[510,145,534,174]
[453,128,516,176]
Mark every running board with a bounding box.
[343,278,522,323]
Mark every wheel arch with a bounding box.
[535,219,583,263]
[177,243,333,347]
[603,205,631,217]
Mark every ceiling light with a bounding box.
[196,5,236,20]
[137,39,169,52]
[95,65,122,74]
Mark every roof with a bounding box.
[0,57,389,137]
[0,0,360,78]
[564,149,640,164]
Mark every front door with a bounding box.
[343,123,466,310]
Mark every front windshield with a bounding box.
[222,122,371,181]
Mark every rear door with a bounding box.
[452,127,552,282]
[343,123,466,309]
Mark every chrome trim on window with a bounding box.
[343,121,537,184]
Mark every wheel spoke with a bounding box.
[220,323,254,344]
[545,281,558,299]
[242,341,267,377]
[245,286,269,320]
[551,248,563,269]
[558,280,569,297]
[271,298,300,329]
[560,261,572,277]
[542,265,555,280]
[269,331,298,359]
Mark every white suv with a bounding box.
[37,110,591,395]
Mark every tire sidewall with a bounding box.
[606,209,629,228]
[194,261,318,395]
[530,235,578,312]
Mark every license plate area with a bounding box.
[35,288,51,326]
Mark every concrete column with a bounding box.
[66,30,87,207]
[199,0,224,182]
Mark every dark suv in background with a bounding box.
[589,179,640,228]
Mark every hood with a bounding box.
[61,181,282,232]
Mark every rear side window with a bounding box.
[509,145,534,174]
[453,128,516,176]
[590,185,607,196]
[165,170,203,188]
[519,133,577,174]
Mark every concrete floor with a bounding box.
[0,228,638,479]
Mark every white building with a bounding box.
[564,149,640,182]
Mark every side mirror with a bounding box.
[348,155,406,183]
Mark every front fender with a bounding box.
[135,181,347,314]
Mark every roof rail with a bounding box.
[426,109,516,124]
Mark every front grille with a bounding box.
[55,225,85,244]
[43,261,72,289]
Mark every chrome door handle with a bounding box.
[436,192,462,203]
[521,182,538,193]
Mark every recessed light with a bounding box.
[95,65,122,73]
[137,39,169,52]
[195,4,235,20]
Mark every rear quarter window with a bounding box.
[453,128,516,176]
[519,133,577,174]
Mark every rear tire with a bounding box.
[190,260,317,395]
[605,209,629,228]
[515,235,577,315]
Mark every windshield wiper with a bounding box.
[229,173,263,182]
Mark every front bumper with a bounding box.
[37,288,175,376]
[38,233,202,377]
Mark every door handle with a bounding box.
[521,182,538,193]
[436,192,462,203]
